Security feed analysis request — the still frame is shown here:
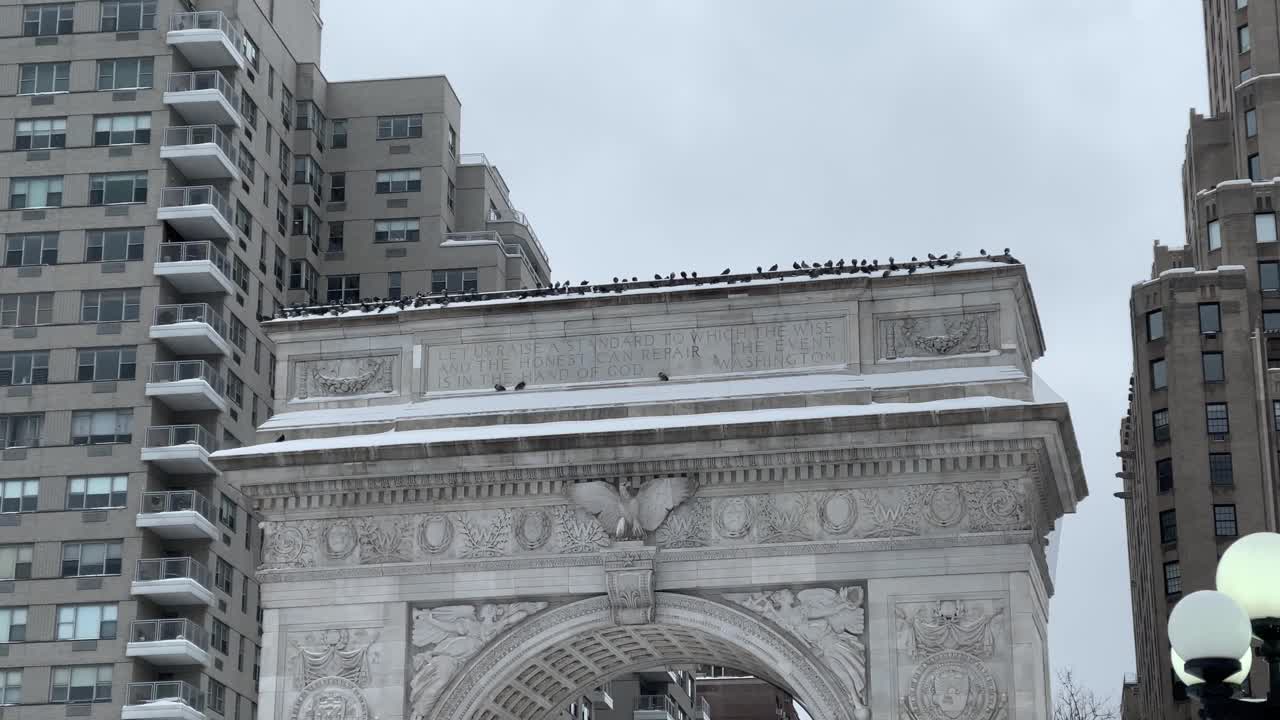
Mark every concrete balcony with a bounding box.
[130,557,213,606]
[167,11,245,70]
[163,71,241,127]
[589,683,614,710]
[635,695,678,720]
[140,425,219,476]
[123,681,206,720]
[149,304,230,357]
[154,241,234,295]
[157,186,235,242]
[136,489,218,540]
[160,125,239,181]
[145,361,228,413]
[126,619,210,667]
[696,697,711,720]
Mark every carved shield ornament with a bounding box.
[290,677,371,720]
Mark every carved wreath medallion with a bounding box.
[818,491,858,534]
[514,509,552,551]
[903,650,1002,720]
[922,485,965,528]
[714,497,754,538]
[323,521,357,560]
[290,677,371,720]
[417,514,454,555]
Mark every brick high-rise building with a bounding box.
[1120,1,1280,717]
[0,1,548,719]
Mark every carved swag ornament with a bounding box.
[294,356,395,399]
[881,313,992,359]
[898,600,1008,720]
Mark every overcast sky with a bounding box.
[320,0,1208,700]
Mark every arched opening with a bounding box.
[431,593,857,720]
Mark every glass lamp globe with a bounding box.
[1171,647,1252,686]
[1216,532,1280,620]
[1168,590,1253,662]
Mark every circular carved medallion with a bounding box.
[323,521,357,559]
[418,514,454,555]
[981,485,1021,524]
[714,497,753,538]
[290,677,370,720]
[923,485,965,528]
[514,509,552,551]
[818,492,858,534]
[905,650,1000,720]
[266,525,306,565]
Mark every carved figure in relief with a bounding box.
[725,587,868,710]
[289,629,378,689]
[409,602,547,720]
[568,477,695,540]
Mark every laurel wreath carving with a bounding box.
[458,511,512,558]
[553,505,611,553]
[655,499,708,548]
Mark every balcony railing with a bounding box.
[126,681,205,711]
[135,557,211,588]
[145,424,217,453]
[149,361,225,393]
[161,185,231,221]
[141,489,214,519]
[169,10,243,48]
[153,303,226,336]
[130,618,209,649]
[696,696,711,720]
[636,695,678,714]
[158,241,230,274]
[166,71,239,111]
[163,125,236,160]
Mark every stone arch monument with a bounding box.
[215,260,1084,720]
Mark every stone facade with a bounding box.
[215,262,1084,720]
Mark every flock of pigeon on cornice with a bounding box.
[268,248,1020,321]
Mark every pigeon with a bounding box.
[756,266,764,274]
[655,274,663,280]
[769,264,778,271]
[613,277,620,283]
[494,383,506,392]
[980,249,988,256]
[514,381,526,390]
[580,280,590,286]
[681,271,688,279]
[721,268,731,275]
[792,262,801,270]
[928,253,937,260]
[658,371,669,381]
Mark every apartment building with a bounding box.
[562,669,709,720]
[1120,0,1280,717]
[0,1,548,719]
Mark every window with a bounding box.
[1203,352,1224,383]
[1210,453,1234,486]
[1152,408,1170,443]
[213,556,232,594]
[0,415,42,449]
[24,3,73,35]
[234,257,250,292]
[327,275,360,304]
[375,169,421,193]
[1274,399,1280,431]
[0,352,49,386]
[374,219,419,243]
[51,665,112,704]
[447,179,455,210]
[277,192,289,234]
[1266,311,1280,332]
[1164,561,1182,595]
[0,671,17,705]
[328,222,344,252]
[71,409,133,445]
[1207,219,1222,251]
[1200,303,1221,334]
[293,155,321,188]
[0,294,53,328]
[1250,153,1262,182]
[235,201,252,235]
[274,248,286,289]
[330,173,346,202]
[1241,67,1254,83]
[96,58,154,91]
[77,347,137,381]
[10,177,63,208]
[100,0,155,31]
[228,316,247,352]
[0,546,32,581]
[61,542,122,577]
[227,372,243,407]
[56,605,116,640]
[1157,457,1173,493]
[1159,510,1177,544]
[93,114,151,146]
[1214,504,1238,537]
[19,62,69,95]
[448,124,457,156]
[1239,24,1251,53]
[1145,309,1164,341]
[4,233,57,267]
[243,32,260,71]
[1247,108,1258,138]
[376,114,423,139]
[211,618,230,654]
[0,481,38,514]
[81,289,140,322]
[0,608,26,643]
[1239,0,1248,7]
[388,272,402,299]
[292,206,319,243]
[86,228,144,262]
[332,119,348,148]
[1261,263,1280,295]
[67,476,127,510]
[1258,213,1278,245]
[89,172,148,205]
[241,91,258,129]
[1206,402,1230,436]
[220,494,237,530]
[432,268,479,294]
[1150,358,1166,390]
[209,678,226,715]
[289,260,319,292]
[279,141,291,183]
[15,118,66,150]
[281,86,293,129]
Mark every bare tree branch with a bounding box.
[1054,669,1118,720]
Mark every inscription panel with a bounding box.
[425,317,849,391]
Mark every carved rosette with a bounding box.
[602,543,658,625]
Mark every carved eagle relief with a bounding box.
[568,477,695,540]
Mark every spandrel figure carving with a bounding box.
[408,601,547,720]
[568,477,694,539]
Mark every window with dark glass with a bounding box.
[96,57,153,91]
[330,173,346,202]
[100,0,156,31]
[19,62,69,95]
[0,294,53,328]
[61,542,122,577]
[327,222,344,252]
[388,272,402,299]
[93,114,150,146]
[1203,352,1224,383]
[1274,400,1280,430]
[1159,510,1177,544]
[327,275,359,304]
[0,352,49,387]
[1146,309,1164,340]
[80,289,140,323]
[447,124,457,156]
[1164,561,1182,595]
[70,409,132,445]
[432,268,478,294]
[375,169,421,193]
[24,3,73,35]
[211,618,230,654]
[0,480,37,514]
[49,665,111,704]
[0,545,32,580]
[0,415,42,449]
[1266,311,1280,332]
[1206,402,1230,436]
[1262,261,1280,291]
[1214,504,1238,537]
[374,219,419,243]
[10,176,63,208]
[1156,458,1173,492]
[4,233,57,267]
[1247,108,1259,138]
[77,347,136,381]
[331,119,348,148]
[0,607,27,642]
[376,114,422,139]
[66,476,127,510]
[1199,303,1221,334]
[86,228,144,262]
[15,118,66,150]
[1152,408,1170,442]
[1150,358,1166,390]
[1250,153,1262,182]
[1210,453,1234,486]
[88,173,147,205]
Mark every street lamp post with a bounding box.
[1166,532,1280,719]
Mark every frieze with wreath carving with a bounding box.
[896,598,1009,720]
[292,354,397,400]
[880,312,994,360]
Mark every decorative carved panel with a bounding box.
[896,598,1009,720]
[880,312,995,360]
[292,354,397,400]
